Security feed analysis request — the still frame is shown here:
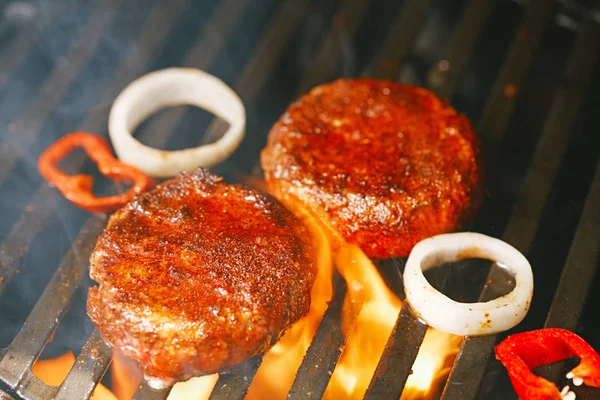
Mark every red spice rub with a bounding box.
[87,169,317,384]
[261,79,483,259]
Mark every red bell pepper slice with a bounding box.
[38,132,155,213]
[495,328,600,400]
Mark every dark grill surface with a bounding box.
[0,0,599,399]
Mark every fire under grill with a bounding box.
[0,0,599,399]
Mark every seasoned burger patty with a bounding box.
[261,79,483,259]
[87,169,317,384]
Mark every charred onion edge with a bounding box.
[403,232,534,336]
[108,67,245,177]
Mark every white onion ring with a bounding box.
[108,68,245,177]
[404,232,534,336]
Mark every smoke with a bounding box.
[0,0,151,355]
[3,2,37,23]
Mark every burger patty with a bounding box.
[87,169,317,384]
[261,79,483,259]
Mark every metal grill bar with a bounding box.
[0,388,14,400]
[122,2,315,397]
[441,17,600,400]
[0,0,189,298]
[133,0,265,395]
[368,0,498,315]
[430,0,496,99]
[0,215,105,396]
[11,372,48,400]
[0,0,79,88]
[540,163,600,386]
[247,0,498,396]
[419,5,568,393]
[364,304,428,399]
[0,189,57,297]
[0,3,188,396]
[545,164,600,330]
[295,0,370,96]
[0,0,122,186]
[0,1,317,398]
[500,26,599,255]
[131,383,170,400]
[0,1,109,134]
[193,0,312,155]
[209,0,374,394]
[54,329,113,400]
[366,0,432,80]
[478,0,555,144]
[209,357,263,400]
[137,0,250,146]
[0,1,598,399]
[359,0,498,395]
[71,0,191,135]
[428,0,552,293]
[442,334,497,399]
[287,283,347,398]
[142,0,310,161]
[248,0,380,177]
[243,0,433,395]
[209,2,391,396]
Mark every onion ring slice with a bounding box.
[404,232,534,336]
[109,67,245,177]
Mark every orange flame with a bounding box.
[401,328,462,400]
[110,352,141,400]
[111,205,334,400]
[245,187,461,399]
[111,352,218,400]
[320,244,462,400]
[32,352,116,399]
[36,180,460,400]
[246,210,334,399]
[168,375,218,400]
[35,244,459,400]
[323,244,402,399]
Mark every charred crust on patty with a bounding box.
[87,169,317,383]
[261,79,483,259]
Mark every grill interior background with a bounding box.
[0,0,599,399]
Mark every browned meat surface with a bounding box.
[87,169,317,384]
[261,79,483,259]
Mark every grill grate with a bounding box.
[0,0,599,399]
